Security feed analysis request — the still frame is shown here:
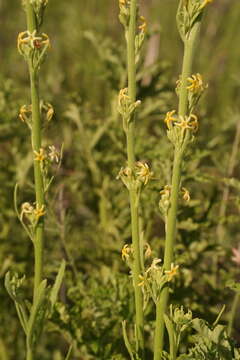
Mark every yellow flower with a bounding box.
[19,104,32,122]
[46,104,54,121]
[144,243,152,258]
[164,110,176,129]
[138,274,145,287]
[175,114,198,132]
[118,88,130,106]
[17,31,50,52]
[165,263,179,281]
[160,185,171,197]
[138,16,147,33]
[34,148,46,162]
[34,204,46,220]
[182,187,190,202]
[135,161,153,185]
[187,73,204,92]
[121,244,131,261]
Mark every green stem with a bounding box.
[227,292,240,336]
[126,0,144,356]
[26,348,33,360]
[26,1,45,304]
[153,21,201,360]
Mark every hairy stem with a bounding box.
[126,0,144,355]
[153,21,201,360]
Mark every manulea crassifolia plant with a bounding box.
[118,0,149,358]
[153,1,211,359]
[4,1,65,359]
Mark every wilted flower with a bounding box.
[135,161,153,185]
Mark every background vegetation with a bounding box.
[0,0,240,358]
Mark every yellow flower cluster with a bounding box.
[164,111,198,132]
[187,73,204,92]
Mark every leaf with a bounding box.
[50,259,66,310]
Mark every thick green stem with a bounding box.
[26,2,45,304]
[153,21,201,360]
[126,0,144,355]
[26,348,33,360]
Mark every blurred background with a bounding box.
[1,0,240,359]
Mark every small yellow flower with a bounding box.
[121,244,131,261]
[19,104,32,122]
[175,114,198,132]
[34,148,46,162]
[17,31,50,52]
[18,30,41,50]
[46,106,54,121]
[119,0,126,5]
[164,110,176,129]
[200,0,214,9]
[165,263,179,281]
[138,16,147,33]
[187,73,204,92]
[182,187,190,202]
[135,161,153,185]
[138,274,146,287]
[144,243,152,258]
[118,88,130,107]
[160,185,171,197]
[34,204,46,220]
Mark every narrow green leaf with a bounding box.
[50,260,66,309]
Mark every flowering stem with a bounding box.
[26,1,45,305]
[153,20,201,360]
[126,0,144,356]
